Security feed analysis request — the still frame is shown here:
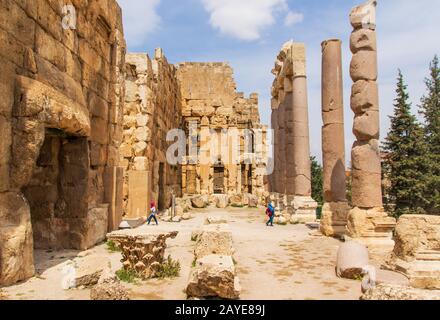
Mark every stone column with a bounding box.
[346,0,396,246]
[320,39,350,237]
[289,43,318,224]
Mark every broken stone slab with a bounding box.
[90,268,129,300]
[204,216,228,225]
[186,255,241,300]
[107,230,178,279]
[194,224,234,260]
[74,256,111,288]
[336,241,369,279]
[360,284,440,301]
[120,217,146,229]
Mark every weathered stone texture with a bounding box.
[176,63,268,205]
[388,215,440,290]
[107,230,178,279]
[269,41,317,223]
[122,50,182,216]
[346,0,396,243]
[0,0,126,286]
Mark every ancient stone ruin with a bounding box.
[0,0,125,286]
[187,217,240,299]
[177,63,268,206]
[122,50,182,218]
[346,0,396,246]
[269,41,318,224]
[107,230,178,279]
[388,215,440,290]
[320,39,350,237]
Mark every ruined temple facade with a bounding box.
[176,63,268,203]
[121,59,268,213]
[0,0,125,286]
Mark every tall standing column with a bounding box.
[347,0,396,246]
[320,39,350,237]
[290,43,318,223]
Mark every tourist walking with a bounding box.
[147,200,159,225]
[266,202,275,227]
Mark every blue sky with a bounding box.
[117,0,440,165]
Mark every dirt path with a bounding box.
[2,207,378,300]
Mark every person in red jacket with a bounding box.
[147,200,158,225]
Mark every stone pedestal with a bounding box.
[290,196,318,224]
[346,0,396,244]
[321,202,351,237]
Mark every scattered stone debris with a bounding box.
[361,284,440,300]
[90,268,129,301]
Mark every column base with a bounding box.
[290,196,318,224]
[320,202,351,237]
[346,206,397,248]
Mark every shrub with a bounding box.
[106,240,121,252]
[155,256,181,279]
[116,269,139,284]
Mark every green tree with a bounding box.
[383,70,429,217]
[310,156,323,206]
[419,55,440,214]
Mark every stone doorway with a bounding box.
[158,162,166,211]
[213,166,225,194]
[22,128,89,250]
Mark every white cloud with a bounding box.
[284,11,303,27]
[117,0,161,48]
[201,0,294,41]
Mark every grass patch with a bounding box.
[106,240,121,252]
[155,256,181,279]
[116,269,140,284]
[231,204,244,208]
[192,259,197,268]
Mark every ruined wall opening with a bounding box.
[214,166,225,194]
[158,162,166,211]
[22,128,88,250]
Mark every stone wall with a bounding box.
[122,49,182,217]
[176,63,268,203]
[0,0,125,286]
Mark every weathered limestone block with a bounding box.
[346,207,396,246]
[361,284,440,301]
[186,255,241,300]
[74,256,111,288]
[388,215,440,290]
[320,202,351,237]
[290,196,318,224]
[230,194,244,207]
[194,224,234,260]
[350,51,378,82]
[349,0,377,30]
[204,216,228,225]
[351,80,379,114]
[107,230,178,279]
[336,241,369,279]
[90,268,130,300]
[191,195,209,208]
[0,192,35,286]
[350,29,377,53]
[353,110,380,141]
